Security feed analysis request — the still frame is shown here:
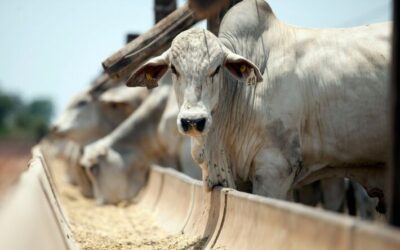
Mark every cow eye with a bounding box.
[76,100,87,107]
[210,66,221,77]
[89,163,100,176]
[171,64,179,76]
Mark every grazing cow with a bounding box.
[80,79,200,204]
[127,0,391,208]
[80,84,172,204]
[52,77,148,145]
[51,76,148,197]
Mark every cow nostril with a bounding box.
[180,118,191,132]
[194,118,206,132]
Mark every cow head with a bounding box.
[80,141,148,205]
[51,85,147,144]
[51,93,100,142]
[127,28,262,138]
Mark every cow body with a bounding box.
[51,78,148,197]
[215,0,390,199]
[128,0,391,205]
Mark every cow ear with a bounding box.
[126,49,170,89]
[224,52,263,85]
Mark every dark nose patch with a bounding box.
[195,118,206,132]
[180,118,191,132]
[180,118,207,132]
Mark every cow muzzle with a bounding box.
[49,125,66,138]
[180,118,207,133]
[178,103,211,136]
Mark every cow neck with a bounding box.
[200,71,265,191]
[201,6,289,190]
[98,109,122,136]
[199,11,283,190]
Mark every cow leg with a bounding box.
[295,165,386,213]
[320,178,346,212]
[346,180,357,216]
[252,148,296,199]
[352,181,378,220]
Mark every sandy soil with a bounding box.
[0,141,33,196]
[51,159,211,250]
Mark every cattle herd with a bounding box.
[47,0,391,219]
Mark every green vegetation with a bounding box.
[0,86,54,141]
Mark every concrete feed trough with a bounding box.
[0,146,400,250]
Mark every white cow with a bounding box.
[80,84,173,204]
[51,75,148,197]
[127,0,391,209]
[52,77,148,145]
[80,80,200,204]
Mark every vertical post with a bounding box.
[390,0,400,227]
[154,0,177,24]
[207,0,242,35]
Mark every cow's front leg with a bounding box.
[252,147,297,200]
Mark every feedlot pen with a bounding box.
[1,146,400,250]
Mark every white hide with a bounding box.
[128,0,391,204]
[52,83,148,145]
[51,80,148,197]
[80,85,172,204]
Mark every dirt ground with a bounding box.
[51,158,213,250]
[0,140,33,196]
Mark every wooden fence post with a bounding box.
[155,0,177,23]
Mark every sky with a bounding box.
[0,0,392,118]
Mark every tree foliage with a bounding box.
[0,86,54,141]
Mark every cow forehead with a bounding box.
[170,29,224,74]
